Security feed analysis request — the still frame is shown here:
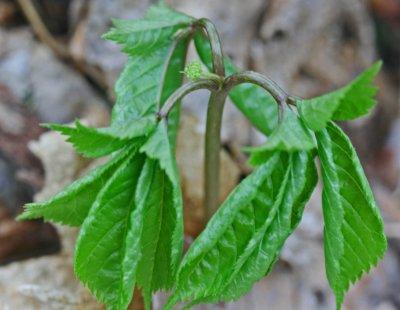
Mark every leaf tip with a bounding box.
[40,122,53,129]
[371,59,383,73]
[16,203,37,221]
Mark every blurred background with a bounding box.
[0,0,399,309]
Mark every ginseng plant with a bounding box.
[18,3,387,310]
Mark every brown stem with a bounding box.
[17,0,112,94]
[16,0,70,59]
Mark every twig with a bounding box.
[225,142,253,176]
[16,0,70,60]
[17,0,110,98]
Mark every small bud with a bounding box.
[183,61,203,81]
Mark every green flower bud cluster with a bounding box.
[183,61,204,81]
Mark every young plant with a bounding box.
[18,3,387,310]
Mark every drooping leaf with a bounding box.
[41,4,191,159]
[134,159,183,308]
[316,122,387,308]
[156,37,189,147]
[47,116,155,158]
[194,31,278,135]
[17,145,135,226]
[74,121,184,310]
[110,39,189,139]
[298,61,382,131]
[90,10,188,305]
[104,3,191,143]
[112,15,190,303]
[167,151,317,307]
[140,121,177,183]
[245,107,316,163]
[134,121,183,306]
[47,122,126,158]
[20,6,191,308]
[74,151,146,310]
[103,3,193,55]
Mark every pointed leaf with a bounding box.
[140,121,177,184]
[47,117,155,158]
[298,61,381,131]
[103,3,193,56]
[52,18,190,158]
[168,151,317,307]
[316,122,387,308]
[136,121,184,304]
[110,40,188,138]
[17,146,135,226]
[74,151,145,309]
[74,123,184,309]
[134,159,183,307]
[48,122,125,158]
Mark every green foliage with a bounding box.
[103,3,193,55]
[21,3,189,309]
[167,151,317,308]
[46,117,155,158]
[298,61,382,131]
[17,145,135,226]
[74,151,145,309]
[316,122,387,308]
[18,3,386,310]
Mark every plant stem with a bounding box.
[196,18,227,221]
[197,18,225,76]
[224,71,288,104]
[17,0,69,59]
[204,89,228,220]
[157,79,219,119]
[156,28,194,111]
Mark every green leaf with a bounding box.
[140,122,177,184]
[105,3,191,133]
[48,7,191,158]
[103,3,193,56]
[74,121,184,309]
[298,61,381,131]
[167,151,317,307]
[17,145,135,226]
[97,4,190,149]
[110,40,188,139]
[245,107,316,161]
[316,122,387,308]
[194,31,278,135]
[20,6,217,309]
[134,159,183,308]
[137,121,183,306]
[74,151,146,310]
[47,116,155,158]
[157,37,189,147]
[48,5,191,158]
[52,16,190,156]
